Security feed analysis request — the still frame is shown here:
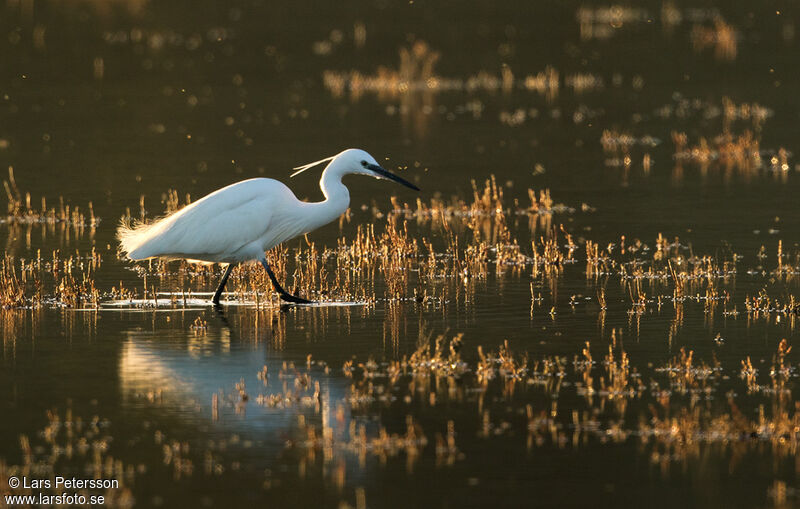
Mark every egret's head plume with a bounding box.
[290,155,336,178]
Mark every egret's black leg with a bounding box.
[259,260,312,304]
[212,263,236,305]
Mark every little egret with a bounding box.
[117,148,419,305]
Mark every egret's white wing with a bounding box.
[118,178,290,261]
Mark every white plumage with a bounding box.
[120,178,298,263]
[117,148,419,304]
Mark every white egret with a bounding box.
[117,148,419,305]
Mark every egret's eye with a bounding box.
[360,160,368,167]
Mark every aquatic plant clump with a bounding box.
[3,168,100,228]
[1,250,102,309]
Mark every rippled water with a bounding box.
[1,1,800,508]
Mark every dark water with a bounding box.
[2,1,800,507]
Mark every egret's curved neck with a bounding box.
[304,162,350,230]
[320,163,349,204]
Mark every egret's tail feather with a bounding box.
[117,218,159,260]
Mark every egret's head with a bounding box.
[338,149,420,190]
[291,148,420,191]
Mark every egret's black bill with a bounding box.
[367,164,420,191]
